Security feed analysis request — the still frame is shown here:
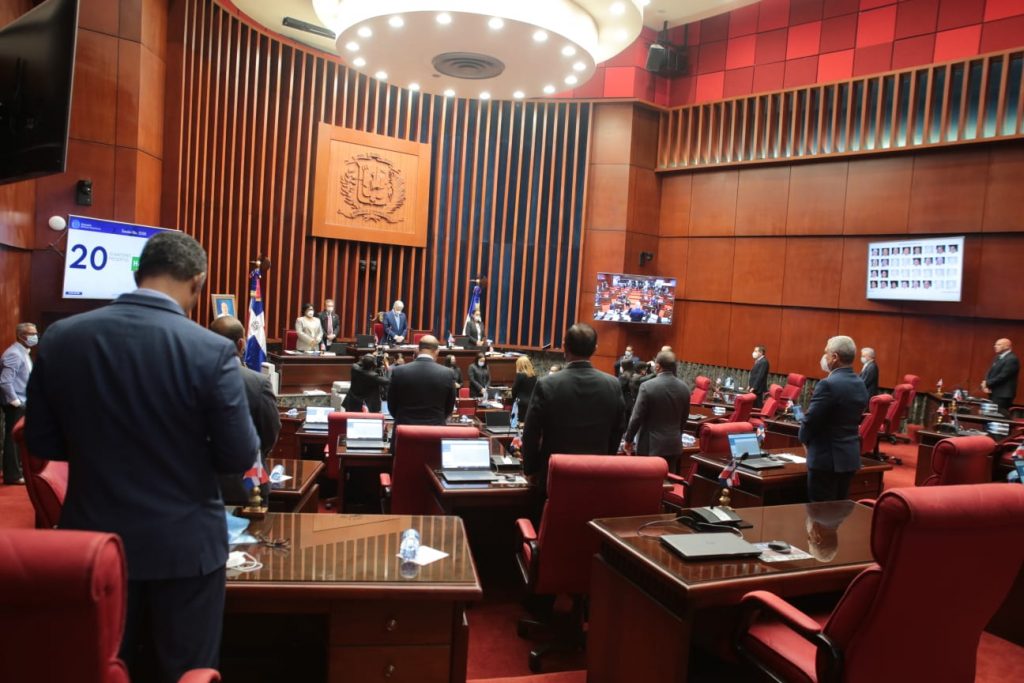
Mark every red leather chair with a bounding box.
[284,329,298,351]
[751,386,784,427]
[662,461,697,512]
[922,435,996,486]
[882,383,914,445]
[0,529,220,683]
[12,418,67,529]
[322,412,384,509]
[858,393,893,459]
[728,392,757,423]
[380,425,478,514]
[699,421,754,455]
[902,373,920,405]
[372,321,385,343]
[779,373,807,403]
[411,331,430,345]
[514,454,668,672]
[691,376,710,404]
[736,483,1024,683]
[458,386,470,399]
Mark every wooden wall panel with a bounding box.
[684,238,735,301]
[628,167,660,233]
[587,164,631,229]
[581,230,628,291]
[657,237,688,286]
[974,235,1024,320]
[735,166,789,236]
[731,237,786,305]
[727,305,782,370]
[843,156,913,234]
[69,30,119,145]
[590,103,635,165]
[79,0,119,35]
[785,161,847,235]
[908,149,989,233]
[688,170,738,236]
[897,316,977,390]
[777,308,839,379]
[836,236,904,314]
[901,235,984,319]
[781,237,843,308]
[659,174,691,237]
[0,247,32,342]
[983,144,1024,232]
[680,301,732,366]
[0,180,35,249]
[837,311,904,389]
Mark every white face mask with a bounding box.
[305,310,314,317]
[226,551,262,572]
[477,360,486,367]
[752,351,759,359]
[24,334,38,347]
[820,354,832,373]
[861,356,869,364]
[326,307,334,313]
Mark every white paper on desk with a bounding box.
[303,389,328,395]
[397,545,449,566]
[773,453,806,463]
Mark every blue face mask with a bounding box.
[24,335,38,347]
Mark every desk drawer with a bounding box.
[330,645,450,682]
[847,472,881,499]
[330,601,453,646]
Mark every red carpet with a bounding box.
[0,483,33,529]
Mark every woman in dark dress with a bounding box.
[444,354,463,390]
[468,352,491,398]
[511,355,538,413]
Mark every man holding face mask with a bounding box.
[798,335,869,502]
[1,321,37,484]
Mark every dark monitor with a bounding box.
[354,334,375,347]
[452,335,471,347]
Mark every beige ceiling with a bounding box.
[643,0,759,30]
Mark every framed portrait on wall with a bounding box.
[211,293,236,319]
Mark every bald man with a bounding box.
[387,335,456,426]
[982,338,1019,412]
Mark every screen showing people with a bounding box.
[866,236,964,303]
[593,273,676,325]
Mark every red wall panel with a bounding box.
[777,308,840,378]
[727,304,784,369]
[684,238,736,301]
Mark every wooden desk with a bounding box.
[425,466,532,515]
[688,448,891,508]
[265,458,323,513]
[270,352,354,393]
[335,443,393,513]
[587,502,874,683]
[225,513,481,683]
[762,418,802,449]
[344,346,519,384]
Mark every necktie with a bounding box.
[327,314,333,336]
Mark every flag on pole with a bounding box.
[466,284,481,321]
[242,458,269,492]
[244,269,266,371]
[717,459,741,488]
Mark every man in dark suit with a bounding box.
[613,345,636,377]
[383,300,408,345]
[209,316,282,506]
[623,351,691,460]
[748,345,769,407]
[799,335,869,502]
[387,335,455,427]
[317,298,340,352]
[25,232,259,682]
[859,347,879,397]
[982,338,1019,412]
[522,323,625,497]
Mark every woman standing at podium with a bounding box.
[463,303,486,346]
[295,303,323,352]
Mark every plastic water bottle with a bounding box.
[399,528,420,561]
[269,464,285,483]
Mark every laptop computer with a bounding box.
[355,334,376,347]
[660,532,762,561]
[483,411,517,434]
[728,432,785,470]
[344,417,388,450]
[302,406,332,431]
[439,439,498,483]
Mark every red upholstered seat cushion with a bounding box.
[743,612,830,683]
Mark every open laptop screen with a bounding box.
[441,439,490,470]
[347,418,383,440]
[728,433,761,459]
[305,406,332,423]
[484,411,511,428]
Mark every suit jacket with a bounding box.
[0,341,32,405]
[468,362,490,397]
[219,364,282,505]
[799,367,869,474]
[749,356,769,400]
[387,355,456,426]
[522,361,625,495]
[463,318,485,345]
[383,310,408,344]
[317,311,340,346]
[624,371,691,458]
[25,291,259,581]
[859,361,879,397]
[294,315,323,351]
[986,351,1020,401]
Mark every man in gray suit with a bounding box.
[623,350,691,460]
[0,321,37,484]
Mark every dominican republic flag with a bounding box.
[466,284,481,321]
[718,460,741,488]
[244,269,266,371]
[243,458,269,492]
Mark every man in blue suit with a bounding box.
[798,335,869,502]
[26,232,259,682]
[383,299,408,345]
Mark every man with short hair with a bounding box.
[859,347,879,397]
[982,338,1019,412]
[1,321,37,484]
[623,351,691,460]
[318,298,340,352]
[383,300,408,345]
[798,335,869,502]
[26,231,259,681]
[613,345,635,377]
[522,323,625,497]
[748,345,769,407]
[387,335,456,427]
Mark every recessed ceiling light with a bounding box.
[345,41,360,52]
[353,56,366,67]
[572,61,586,72]
[610,2,626,15]
[533,30,548,42]
[564,75,578,85]
[444,88,456,97]
[479,91,491,100]
[561,45,576,57]
[374,70,388,80]
[488,17,504,30]
[408,82,420,91]
[513,90,525,99]
[436,13,452,25]
[357,26,372,38]
[543,84,555,94]
[388,16,404,28]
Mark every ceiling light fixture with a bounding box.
[345,41,359,51]
[353,56,367,67]
[564,74,578,85]
[513,90,525,99]
[409,82,421,90]
[443,88,456,97]
[308,0,643,99]
[479,91,491,99]
[374,70,388,80]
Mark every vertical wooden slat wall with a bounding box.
[169,0,590,348]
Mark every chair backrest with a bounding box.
[768,383,783,401]
[534,454,667,595]
[699,421,754,454]
[284,329,298,351]
[779,373,806,402]
[859,393,893,456]
[728,393,756,423]
[885,383,914,428]
[691,376,710,404]
[902,373,920,405]
[411,331,430,345]
[923,435,996,486]
[0,528,129,683]
[390,425,479,514]
[822,484,1024,683]
[13,418,68,529]
[458,386,470,399]
[372,322,385,343]
[758,396,779,420]
[325,412,384,480]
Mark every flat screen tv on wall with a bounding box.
[593,273,677,325]
[866,236,965,303]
